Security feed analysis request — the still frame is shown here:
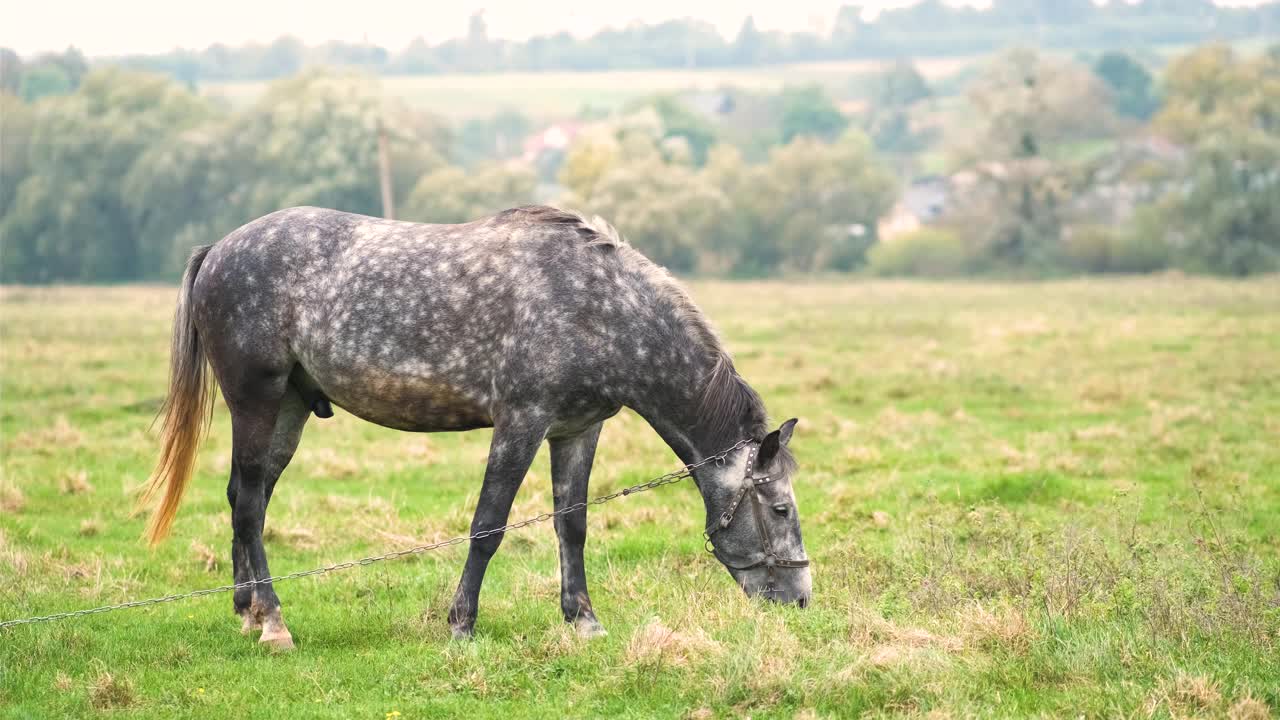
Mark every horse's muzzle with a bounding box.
[740,566,812,607]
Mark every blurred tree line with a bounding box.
[558,124,895,275]
[2,71,451,281]
[7,1,1274,86]
[869,44,1280,278]
[0,65,896,281]
[2,42,1277,282]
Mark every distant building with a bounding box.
[681,90,736,119]
[1071,135,1188,223]
[877,175,950,241]
[837,99,870,119]
[522,122,585,164]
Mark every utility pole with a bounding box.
[377,119,395,220]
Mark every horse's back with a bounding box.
[191,206,650,432]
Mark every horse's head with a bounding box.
[697,419,811,607]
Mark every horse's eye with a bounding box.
[772,503,790,517]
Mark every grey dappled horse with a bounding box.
[141,205,811,650]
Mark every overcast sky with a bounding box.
[2,0,1268,57]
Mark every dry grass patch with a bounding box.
[191,540,219,572]
[985,316,1051,340]
[514,568,560,602]
[848,607,963,669]
[842,445,883,471]
[297,447,363,478]
[601,504,689,532]
[747,624,804,696]
[1072,423,1126,441]
[537,623,584,659]
[0,530,29,573]
[369,523,455,549]
[506,486,551,524]
[625,618,719,668]
[397,436,439,463]
[262,525,320,551]
[849,609,962,652]
[88,671,135,709]
[1143,674,1225,718]
[1078,377,1131,407]
[866,645,914,668]
[875,407,943,437]
[956,602,1035,653]
[1171,674,1222,710]
[11,415,84,452]
[319,493,397,516]
[57,555,99,581]
[317,491,478,548]
[0,482,24,513]
[59,469,94,495]
[1228,695,1273,720]
[1149,402,1214,429]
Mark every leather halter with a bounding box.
[702,442,809,592]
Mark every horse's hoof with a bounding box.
[259,629,295,651]
[240,614,262,635]
[450,625,474,640]
[574,617,608,638]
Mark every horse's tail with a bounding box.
[140,245,215,545]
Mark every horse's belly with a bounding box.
[308,359,493,432]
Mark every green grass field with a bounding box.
[2,279,1278,718]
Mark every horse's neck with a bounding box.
[636,396,750,508]
[629,358,745,467]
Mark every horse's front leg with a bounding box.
[549,422,606,637]
[447,416,548,638]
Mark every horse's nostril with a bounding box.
[797,594,809,609]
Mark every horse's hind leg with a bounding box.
[230,383,310,641]
[550,422,606,637]
[223,372,306,650]
[447,415,549,638]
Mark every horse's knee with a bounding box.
[467,528,505,558]
[555,513,588,547]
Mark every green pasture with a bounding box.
[1,279,1278,718]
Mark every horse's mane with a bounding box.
[501,205,792,463]
[498,204,720,350]
[697,353,766,444]
[697,354,796,472]
[495,205,624,247]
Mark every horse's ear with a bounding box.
[758,418,798,467]
[778,418,798,446]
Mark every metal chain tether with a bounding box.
[0,440,750,631]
